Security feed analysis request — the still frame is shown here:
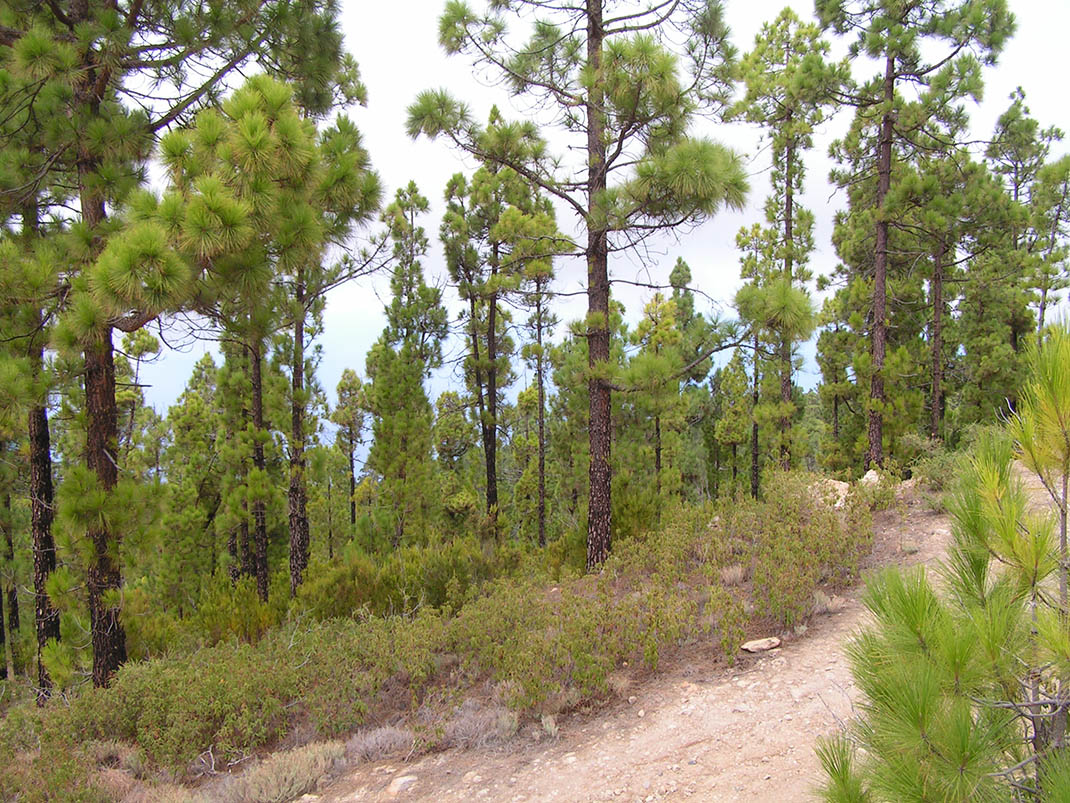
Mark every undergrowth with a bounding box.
[0,471,872,800]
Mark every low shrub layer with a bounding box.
[0,472,872,799]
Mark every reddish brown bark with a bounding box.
[289,274,310,597]
[84,336,127,688]
[585,0,611,571]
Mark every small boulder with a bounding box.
[386,776,418,798]
[859,469,880,486]
[741,636,781,653]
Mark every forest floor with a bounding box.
[306,480,965,803]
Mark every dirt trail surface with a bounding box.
[312,492,952,803]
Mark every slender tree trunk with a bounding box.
[239,490,253,580]
[227,529,239,582]
[29,389,59,703]
[780,135,795,471]
[289,276,310,597]
[866,54,895,471]
[85,336,127,687]
[751,331,760,499]
[348,431,356,528]
[585,1,611,571]
[0,588,11,683]
[327,475,334,561]
[929,238,945,441]
[654,415,662,497]
[0,495,8,680]
[485,280,499,535]
[22,207,60,701]
[249,341,269,602]
[3,494,16,636]
[731,443,738,486]
[536,292,547,548]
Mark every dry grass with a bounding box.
[719,563,746,586]
[345,725,414,762]
[203,741,343,803]
[441,699,518,750]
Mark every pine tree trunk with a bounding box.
[751,332,760,499]
[536,291,547,548]
[3,494,16,636]
[85,336,127,688]
[348,431,356,528]
[249,341,269,602]
[866,54,895,471]
[227,529,239,582]
[327,475,334,561]
[23,208,60,701]
[239,496,253,579]
[780,134,795,471]
[929,238,945,441]
[0,587,12,683]
[485,249,500,533]
[29,392,59,703]
[585,0,612,572]
[0,495,7,680]
[289,276,310,597]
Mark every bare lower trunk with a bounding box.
[536,292,547,548]
[3,494,16,637]
[289,277,310,597]
[348,432,356,527]
[85,336,127,688]
[29,396,59,702]
[780,135,795,471]
[327,476,334,561]
[485,253,500,534]
[751,332,760,499]
[585,0,611,571]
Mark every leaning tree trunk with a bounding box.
[288,275,310,597]
[866,54,895,471]
[249,341,269,602]
[585,0,612,571]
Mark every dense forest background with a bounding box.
[0,0,1066,732]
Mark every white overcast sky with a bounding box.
[139,0,1070,417]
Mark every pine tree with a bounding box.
[330,369,366,530]
[732,8,840,469]
[3,0,356,688]
[410,0,748,569]
[365,183,447,547]
[818,0,1015,470]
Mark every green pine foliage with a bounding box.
[819,323,1070,801]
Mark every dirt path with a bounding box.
[312,492,952,803]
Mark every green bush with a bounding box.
[0,475,874,797]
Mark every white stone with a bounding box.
[741,636,781,653]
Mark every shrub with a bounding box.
[345,725,413,762]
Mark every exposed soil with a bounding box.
[309,486,955,803]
